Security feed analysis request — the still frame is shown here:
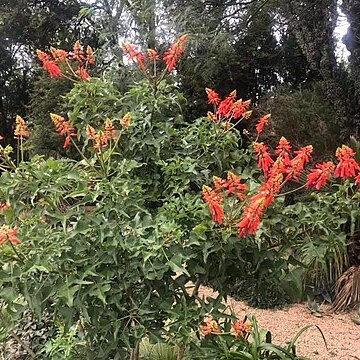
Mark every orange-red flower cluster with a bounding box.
[306,161,335,190]
[203,172,248,224]
[205,88,220,105]
[232,319,252,338]
[14,115,29,139]
[122,35,188,73]
[255,114,271,134]
[334,145,360,179]
[37,41,94,80]
[202,91,360,238]
[202,185,224,224]
[50,113,77,149]
[86,119,119,151]
[253,142,274,177]
[199,319,221,336]
[163,34,188,72]
[205,89,252,127]
[0,225,21,245]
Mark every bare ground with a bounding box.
[199,287,360,360]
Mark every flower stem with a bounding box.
[7,239,25,265]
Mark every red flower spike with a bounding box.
[213,176,226,190]
[163,34,188,72]
[232,320,252,338]
[50,47,68,62]
[76,66,91,80]
[50,113,77,148]
[73,41,86,62]
[36,49,51,62]
[135,51,147,70]
[286,145,313,181]
[104,118,117,141]
[334,145,360,179]
[86,46,95,64]
[218,95,235,118]
[306,161,335,190]
[256,114,271,134]
[275,137,292,166]
[42,60,63,78]
[0,225,21,246]
[253,142,274,177]
[200,319,221,336]
[205,88,220,105]
[122,42,140,60]
[202,185,224,224]
[147,49,159,61]
[232,99,251,120]
[225,172,247,198]
[14,115,29,138]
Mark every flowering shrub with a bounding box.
[202,88,360,239]
[0,37,251,359]
[0,35,354,359]
[200,88,360,303]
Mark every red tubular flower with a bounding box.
[86,126,108,151]
[147,49,159,61]
[237,200,264,238]
[253,142,274,177]
[275,137,292,166]
[14,115,29,138]
[217,90,236,118]
[232,320,252,338]
[50,47,68,62]
[200,319,221,336]
[73,41,86,62]
[334,145,360,179]
[232,99,251,120]
[86,45,95,64]
[135,51,147,70]
[122,42,140,59]
[255,114,271,134]
[104,118,117,141]
[213,176,226,190]
[286,145,313,181]
[306,161,335,190]
[42,60,63,78]
[205,88,220,105]
[50,113,77,148]
[76,66,91,80]
[202,185,224,224]
[163,34,188,72]
[0,225,21,245]
[36,49,51,62]
[225,172,248,199]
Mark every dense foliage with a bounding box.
[0,35,359,359]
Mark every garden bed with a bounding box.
[200,287,360,360]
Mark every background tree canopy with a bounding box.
[1,0,360,156]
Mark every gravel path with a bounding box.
[199,287,360,360]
